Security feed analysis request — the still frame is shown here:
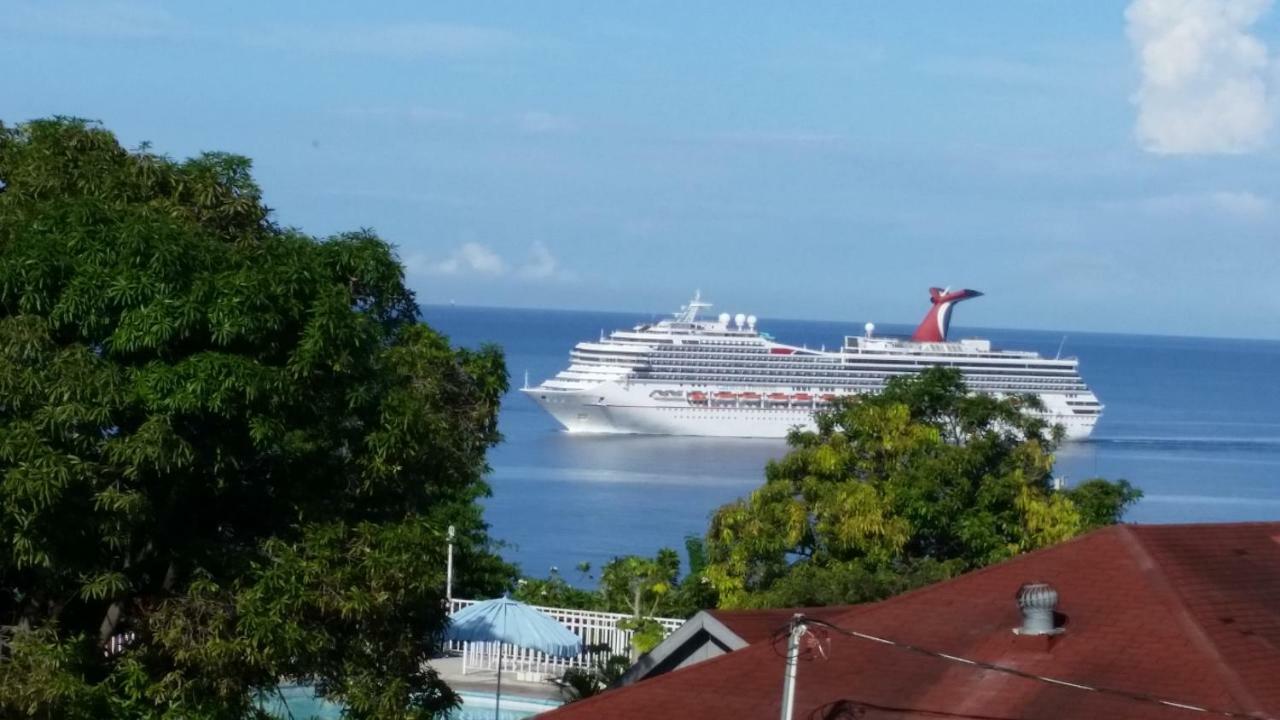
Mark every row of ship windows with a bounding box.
[640,362,1080,377]
[641,372,1085,388]
[571,360,1080,381]
[613,335,1039,363]
[640,384,1087,397]
[626,362,1080,376]
[637,369,1085,381]
[614,337,759,346]
[596,346,1061,365]
[645,382,1093,397]
[573,352,1076,373]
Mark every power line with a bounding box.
[784,616,1271,720]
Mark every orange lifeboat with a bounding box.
[793,393,813,403]
[688,391,708,404]
[767,392,789,403]
[713,391,737,402]
[739,391,761,401]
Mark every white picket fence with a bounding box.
[446,598,684,679]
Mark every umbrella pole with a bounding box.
[494,642,503,720]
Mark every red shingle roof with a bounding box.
[542,523,1280,720]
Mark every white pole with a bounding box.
[779,614,804,720]
[446,525,456,602]
[494,642,503,720]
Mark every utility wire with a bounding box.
[780,616,1271,720]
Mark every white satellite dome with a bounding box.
[718,312,731,325]
[734,313,746,328]
[865,322,875,337]
[746,315,757,328]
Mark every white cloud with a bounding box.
[245,22,514,59]
[415,243,506,276]
[1126,0,1276,154]
[409,242,572,280]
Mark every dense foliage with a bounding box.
[704,368,1140,608]
[0,118,514,719]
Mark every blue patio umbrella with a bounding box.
[445,596,582,719]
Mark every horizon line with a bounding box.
[417,301,1280,345]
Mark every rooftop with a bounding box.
[541,522,1280,720]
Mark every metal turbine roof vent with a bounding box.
[1015,582,1062,636]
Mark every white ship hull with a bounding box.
[524,291,1103,442]
[524,382,1098,441]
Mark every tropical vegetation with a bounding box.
[0,118,513,719]
[703,367,1141,608]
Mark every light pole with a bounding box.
[779,614,805,720]
[446,525,456,602]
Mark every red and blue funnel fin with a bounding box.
[910,287,983,342]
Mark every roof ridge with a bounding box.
[1121,525,1269,716]
[823,524,1129,625]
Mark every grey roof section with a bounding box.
[615,611,751,687]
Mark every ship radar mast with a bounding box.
[674,290,712,323]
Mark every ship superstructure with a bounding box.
[522,290,1102,440]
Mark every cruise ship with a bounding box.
[522,289,1102,440]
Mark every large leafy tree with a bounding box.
[704,368,1140,608]
[0,118,513,718]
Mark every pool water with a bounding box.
[261,685,561,719]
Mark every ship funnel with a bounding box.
[911,287,983,343]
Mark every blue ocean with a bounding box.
[422,305,1280,580]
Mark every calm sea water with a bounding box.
[422,305,1280,580]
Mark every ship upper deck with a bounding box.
[842,334,1061,360]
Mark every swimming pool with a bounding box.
[261,684,562,719]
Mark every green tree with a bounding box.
[0,118,514,719]
[1065,477,1143,530]
[665,536,716,618]
[599,550,679,657]
[704,367,1140,609]
[599,550,678,619]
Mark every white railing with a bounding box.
[105,632,135,657]
[446,598,684,679]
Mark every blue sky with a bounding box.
[5,1,1280,338]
